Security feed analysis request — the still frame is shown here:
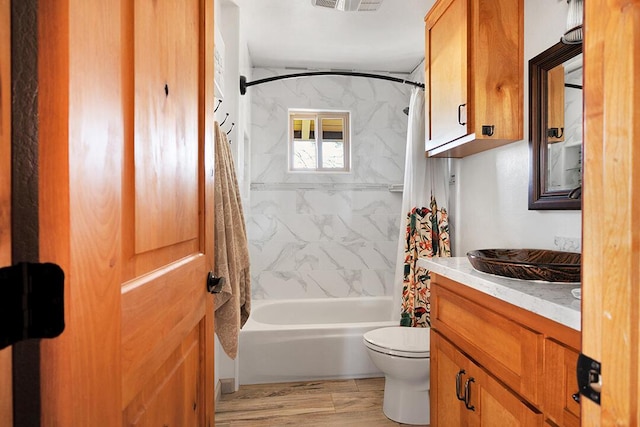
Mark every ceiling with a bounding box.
[229,0,436,74]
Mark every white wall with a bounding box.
[450,0,582,256]
[214,0,254,395]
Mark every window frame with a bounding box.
[288,110,351,173]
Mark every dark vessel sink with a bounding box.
[467,249,581,282]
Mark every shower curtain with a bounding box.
[393,87,451,328]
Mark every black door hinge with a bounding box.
[0,262,65,349]
[577,352,601,405]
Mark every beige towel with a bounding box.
[214,121,251,359]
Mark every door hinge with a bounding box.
[0,262,65,349]
[577,352,601,405]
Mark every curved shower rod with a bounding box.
[239,72,425,95]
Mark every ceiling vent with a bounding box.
[311,0,383,12]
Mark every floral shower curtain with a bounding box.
[400,196,451,327]
[393,86,451,327]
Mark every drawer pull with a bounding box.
[464,378,476,411]
[455,369,466,401]
[458,103,467,126]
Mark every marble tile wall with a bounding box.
[247,68,411,299]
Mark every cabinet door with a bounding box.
[425,0,468,149]
[544,339,580,427]
[547,65,566,143]
[433,331,544,427]
[469,365,544,427]
[432,330,469,426]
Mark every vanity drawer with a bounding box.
[431,279,544,406]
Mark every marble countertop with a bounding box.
[418,257,581,331]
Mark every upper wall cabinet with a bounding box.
[424,0,524,157]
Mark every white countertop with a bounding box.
[418,257,581,331]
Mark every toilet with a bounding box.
[363,326,430,425]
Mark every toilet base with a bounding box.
[382,376,430,425]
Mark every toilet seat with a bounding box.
[363,326,430,358]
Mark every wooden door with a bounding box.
[0,0,12,425]
[582,0,640,424]
[425,0,467,148]
[38,0,216,425]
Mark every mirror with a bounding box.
[529,42,583,210]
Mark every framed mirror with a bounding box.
[529,41,583,210]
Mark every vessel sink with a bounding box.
[467,249,581,282]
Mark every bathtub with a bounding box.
[238,296,398,385]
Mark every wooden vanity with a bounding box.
[421,258,581,426]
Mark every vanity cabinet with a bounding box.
[424,0,524,157]
[433,332,543,425]
[430,274,581,426]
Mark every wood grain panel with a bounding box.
[425,0,467,147]
[122,2,215,422]
[36,0,215,425]
[0,349,10,427]
[0,0,11,422]
[121,254,207,407]
[583,0,640,424]
[432,283,543,405]
[134,0,200,254]
[544,339,579,427]
[547,65,565,144]
[471,0,523,140]
[475,365,544,427]
[39,0,124,425]
[123,325,201,427]
[433,274,580,349]
[431,331,466,426]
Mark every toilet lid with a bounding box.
[363,326,430,358]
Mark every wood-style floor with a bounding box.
[215,377,429,427]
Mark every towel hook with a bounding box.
[214,99,222,112]
[226,123,235,135]
[220,112,229,126]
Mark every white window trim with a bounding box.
[288,110,351,173]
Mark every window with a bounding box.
[289,110,350,172]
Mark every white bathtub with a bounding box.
[238,296,398,385]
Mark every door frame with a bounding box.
[0,0,13,424]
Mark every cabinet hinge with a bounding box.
[577,352,601,405]
[0,262,65,349]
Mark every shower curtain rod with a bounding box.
[239,72,425,95]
